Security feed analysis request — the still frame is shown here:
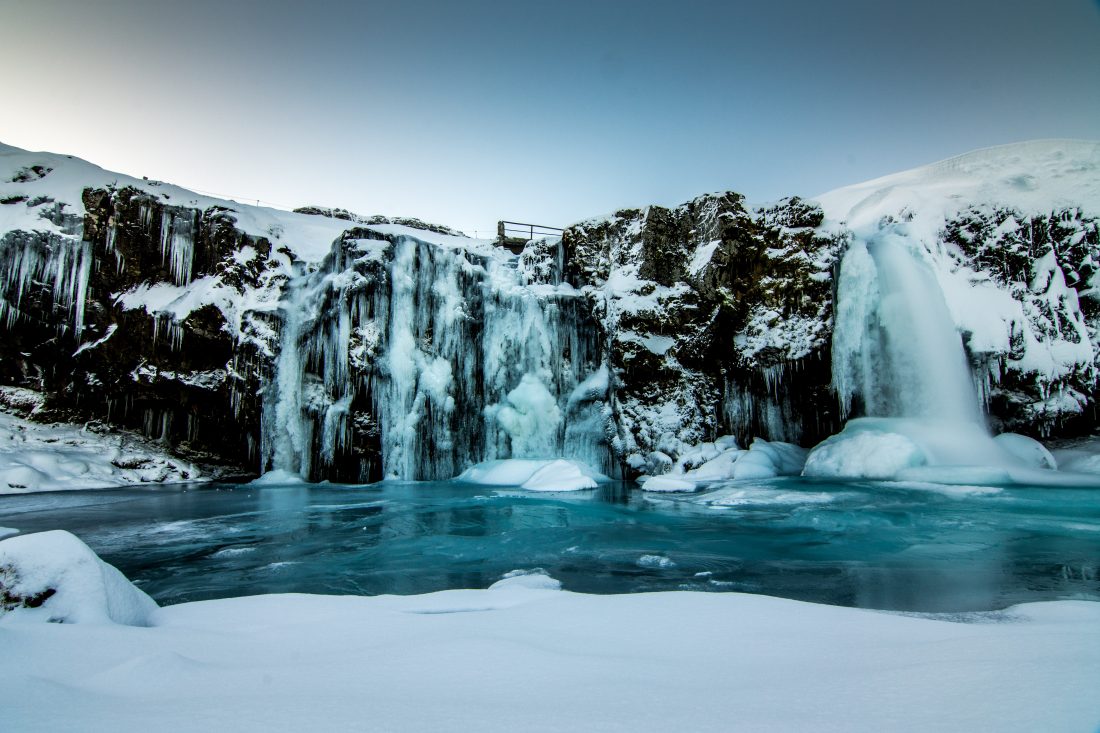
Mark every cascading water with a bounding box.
[809,224,1022,477]
[832,229,983,424]
[261,233,613,482]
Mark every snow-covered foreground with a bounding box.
[2,532,1099,732]
[0,404,202,493]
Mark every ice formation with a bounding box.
[260,235,613,481]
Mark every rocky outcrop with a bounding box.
[943,205,1100,435]
[546,194,844,470]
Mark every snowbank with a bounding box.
[0,530,157,626]
[0,409,202,493]
[1,556,1097,732]
[455,459,607,491]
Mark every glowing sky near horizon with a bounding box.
[1,0,1098,235]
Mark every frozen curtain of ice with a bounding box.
[261,235,613,481]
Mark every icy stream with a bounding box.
[1,477,1097,612]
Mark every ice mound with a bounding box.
[992,433,1057,470]
[249,469,309,486]
[489,569,562,591]
[638,438,806,491]
[732,439,809,480]
[803,418,1025,481]
[456,459,607,491]
[0,530,158,626]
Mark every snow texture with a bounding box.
[0,530,157,626]
[1,551,1098,732]
[0,407,201,493]
[455,458,607,491]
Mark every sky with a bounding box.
[1,0,1098,236]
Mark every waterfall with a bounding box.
[832,228,983,424]
[262,233,612,482]
[813,224,1021,476]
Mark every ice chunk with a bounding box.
[639,475,697,492]
[0,530,157,626]
[804,418,1018,480]
[456,458,606,491]
[636,554,676,568]
[249,469,309,485]
[992,433,1057,470]
[489,569,562,591]
[732,439,808,480]
[804,423,928,480]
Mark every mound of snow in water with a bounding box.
[639,438,806,491]
[456,459,607,491]
[0,530,157,626]
[732,439,808,480]
[249,469,309,486]
[992,433,1057,470]
[804,426,928,480]
[489,569,563,591]
[803,418,1022,480]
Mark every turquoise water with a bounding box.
[1,477,1098,612]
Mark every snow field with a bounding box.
[1,530,1098,733]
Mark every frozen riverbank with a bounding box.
[1,532,1098,732]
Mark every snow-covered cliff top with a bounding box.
[815,139,1100,231]
[0,142,492,260]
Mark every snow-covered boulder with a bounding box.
[0,530,157,626]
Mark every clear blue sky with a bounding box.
[2,0,1098,235]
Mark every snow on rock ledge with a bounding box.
[0,530,158,626]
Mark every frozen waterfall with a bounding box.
[809,225,1023,478]
[261,234,613,482]
[832,228,982,424]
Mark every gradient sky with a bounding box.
[2,0,1098,235]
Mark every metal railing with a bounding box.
[497,221,564,251]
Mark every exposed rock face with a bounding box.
[1,184,285,472]
[549,194,844,470]
[1,140,1098,482]
[943,206,1100,434]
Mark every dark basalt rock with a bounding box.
[556,193,844,469]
